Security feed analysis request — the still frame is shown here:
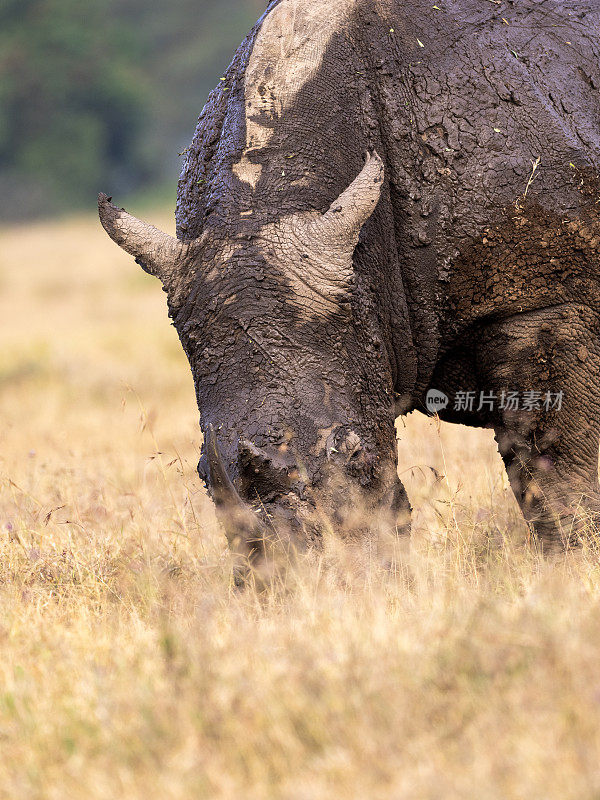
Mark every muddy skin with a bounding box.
[100,0,600,558]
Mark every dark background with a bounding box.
[0,0,265,221]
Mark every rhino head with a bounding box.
[99,153,410,568]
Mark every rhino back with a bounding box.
[373,0,600,344]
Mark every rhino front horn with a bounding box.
[205,424,267,566]
[98,193,191,285]
[205,424,248,510]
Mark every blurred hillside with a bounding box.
[0,0,265,221]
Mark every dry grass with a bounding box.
[1,211,600,799]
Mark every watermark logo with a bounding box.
[426,389,564,414]
[426,389,449,414]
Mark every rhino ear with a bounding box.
[317,151,384,252]
[98,193,191,286]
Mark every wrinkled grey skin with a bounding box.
[100,0,600,555]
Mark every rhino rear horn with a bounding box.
[98,193,190,284]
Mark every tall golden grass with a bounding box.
[1,211,600,798]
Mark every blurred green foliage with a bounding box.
[0,0,264,220]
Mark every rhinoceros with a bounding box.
[100,0,600,557]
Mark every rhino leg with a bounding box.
[477,305,600,550]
